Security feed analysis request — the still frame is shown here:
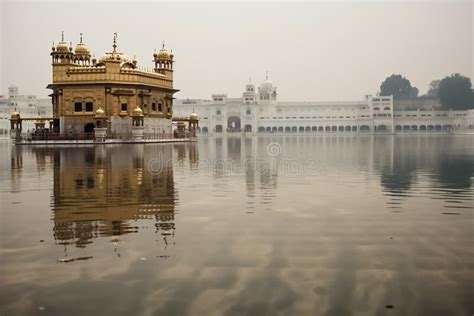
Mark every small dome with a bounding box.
[10,111,20,119]
[95,106,105,117]
[156,42,170,60]
[190,112,198,120]
[56,41,69,53]
[132,106,143,116]
[260,79,273,92]
[75,43,90,55]
[75,34,90,55]
[157,47,170,59]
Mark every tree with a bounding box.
[409,87,419,98]
[380,74,418,98]
[426,80,440,97]
[438,74,473,110]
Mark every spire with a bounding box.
[61,31,64,42]
[80,33,83,44]
[265,70,269,80]
[162,40,165,49]
[113,32,117,52]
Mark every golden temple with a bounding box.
[10,32,198,144]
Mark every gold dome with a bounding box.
[157,48,170,59]
[132,106,143,116]
[75,43,90,55]
[56,41,69,53]
[10,111,20,119]
[75,33,90,56]
[54,32,70,53]
[190,112,198,120]
[156,42,170,60]
[95,106,106,117]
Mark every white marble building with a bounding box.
[174,77,474,134]
[0,85,52,136]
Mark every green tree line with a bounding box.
[379,73,473,110]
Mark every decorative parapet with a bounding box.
[54,70,173,89]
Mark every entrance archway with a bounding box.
[227,116,241,132]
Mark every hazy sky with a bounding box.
[1,1,472,101]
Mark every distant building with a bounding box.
[0,85,52,136]
[174,76,474,134]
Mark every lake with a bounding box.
[0,134,472,316]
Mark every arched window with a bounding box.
[216,109,221,115]
[74,100,82,112]
[120,97,128,112]
[85,98,94,112]
[246,109,251,115]
[384,107,390,111]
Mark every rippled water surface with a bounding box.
[0,135,473,316]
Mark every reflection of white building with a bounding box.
[0,85,52,136]
[174,76,474,134]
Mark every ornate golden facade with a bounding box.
[47,32,178,135]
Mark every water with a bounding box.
[0,135,472,316]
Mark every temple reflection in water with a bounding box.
[9,144,195,254]
[53,145,177,249]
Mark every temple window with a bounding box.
[121,103,128,112]
[152,103,156,111]
[158,103,162,112]
[74,102,82,112]
[85,102,93,112]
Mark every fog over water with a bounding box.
[1,1,472,100]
